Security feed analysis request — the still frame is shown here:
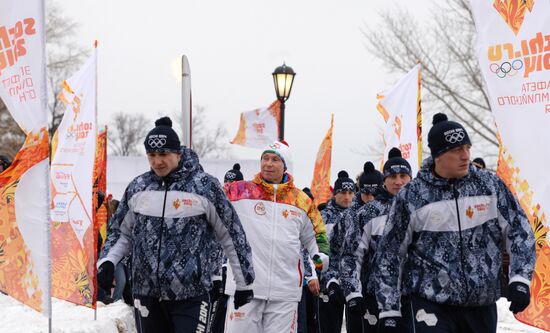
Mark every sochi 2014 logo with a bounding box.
[254,202,266,215]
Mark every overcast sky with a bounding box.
[56,0,433,188]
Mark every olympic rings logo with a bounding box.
[341,182,355,191]
[489,59,523,78]
[148,137,167,148]
[445,131,465,144]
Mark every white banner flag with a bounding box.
[0,0,50,316]
[377,64,422,176]
[0,0,47,133]
[471,0,550,330]
[230,100,280,149]
[51,48,97,247]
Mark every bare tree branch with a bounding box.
[172,106,230,159]
[108,112,149,156]
[362,0,498,164]
[0,100,25,158]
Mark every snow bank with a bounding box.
[1,293,548,332]
[0,294,135,333]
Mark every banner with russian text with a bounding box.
[310,115,334,206]
[230,100,280,148]
[377,64,422,176]
[51,49,97,308]
[0,0,50,316]
[471,0,550,330]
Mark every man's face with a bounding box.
[261,153,285,183]
[334,191,354,208]
[434,144,471,179]
[384,173,412,196]
[147,152,181,177]
[360,192,375,204]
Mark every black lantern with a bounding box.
[272,63,296,141]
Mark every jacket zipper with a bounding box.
[156,180,169,300]
[267,184,278,299]
[451,183,470,301]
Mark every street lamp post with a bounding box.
[272,63,296,141]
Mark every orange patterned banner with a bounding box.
[0,128,49,313]
[310,115,334,206]
[493,0,535,35]
[471,0,550,329]
[94,128,108,249]
[497,141,550,330]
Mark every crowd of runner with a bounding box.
[94,113,535,333]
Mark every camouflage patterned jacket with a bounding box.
[99,147,255,300]
[340,190,394,300]
[321,199,351,289]
[376,157,535,318]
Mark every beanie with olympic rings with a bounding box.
[144,117,181,153]
[428,113,471,158]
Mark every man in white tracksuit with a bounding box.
[223,141,331,333]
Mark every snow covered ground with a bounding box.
[0,293,548,332]
[0,294,135,333]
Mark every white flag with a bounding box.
[230,101,280,149]
[377,64,422,176]
[51,48,97,247]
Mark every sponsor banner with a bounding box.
[230,101,280,148]
[471,0,550,330]
[0,0,50,316]
[51,49,97,308]
[377,64,422,175]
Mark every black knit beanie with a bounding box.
[383,148,412,178]
[428,113,471,157]
[224,163,244,182]
[144,117,181,153]
[358,162,383,195]
[472,157,486,169]
[333,170,355,194]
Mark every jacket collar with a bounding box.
[151,146,202,184]
[252,172,295,196]
[327,198,347,212]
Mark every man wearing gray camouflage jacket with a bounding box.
[97,117,255,333]
[376,113,535,333]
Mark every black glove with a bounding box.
[210,280,224,302]
[327,282,345,306]
[97,261,115,291]
[508,282,530,313]
[234,290,253,309]
[378,317,402,333]
[347,296,366,317]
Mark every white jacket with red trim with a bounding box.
[224,173,330,302]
